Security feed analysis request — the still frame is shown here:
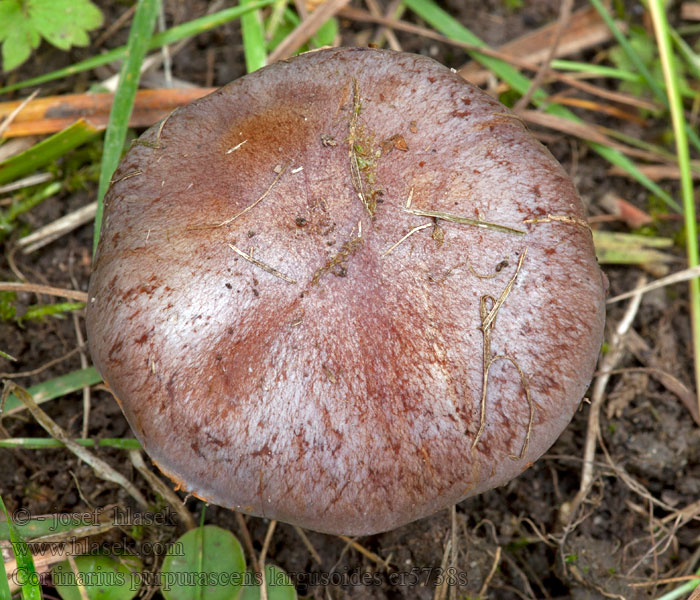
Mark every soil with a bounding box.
[2,1,700,599]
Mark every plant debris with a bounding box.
[472,250,534,460]
[228,244,296,284]
[523,213,592,231]
[406,207,526,235]
[311,236,363,285]
[382,223,432,256]
[347,79,382,216]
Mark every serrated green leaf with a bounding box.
[0,0,103,70]
[0,0,41,71]
[29,0,104,51]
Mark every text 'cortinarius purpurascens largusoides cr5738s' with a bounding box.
[86,47,606,536]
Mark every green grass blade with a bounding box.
[241,0,267,72]
[403,0,679,211]
[2,367,102,415]
[669,27,700,80]
[0,0,275,95]
[655,568,700,600]
[0,121,98,186]
[0,349,17,362]
[93,0,160,255]
[648,0,700,419]
[0,496,41,600]
[0,437,141,450]
[0,514,102,541]
[589,0,700,154]
[0,182,62,240]
[0,547,10,600]
[550,59,644,82]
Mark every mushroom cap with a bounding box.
[87,47,605,536]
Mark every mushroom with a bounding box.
[86,47,606,536]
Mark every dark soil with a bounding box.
[2,1,699,599]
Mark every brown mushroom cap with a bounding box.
[87,47,605,535]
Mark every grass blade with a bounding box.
[589,0,700,154]
[0,121,98,186]
[241,0,268,72]
[0,496,41,600]
[0,437,141,450]
[93,0,160,255]
[0,0,275,96]
[403,0,678,211]
[2,367,102,415]
[648,0,700,422]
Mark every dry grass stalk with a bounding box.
[267,0,351,62]
[472,251,533,460]
[2,382,148,509]
[566,275,646,524]
[382,223,431,256]
[228,244,296,284]
[406,207,525,235]
[0,282,88,302]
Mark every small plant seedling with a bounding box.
[0,0,104,71]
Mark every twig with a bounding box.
[129,450,197,530]
[0,89,39,138]
[0,173,53,196]
[18,202,97,254]
[432,538,452,600]
[293,525,322,564]
[522,213,591,231]
[566,275,646,522]
[479,546,503,597]
[2,382,148,509]
[67,554,90,600]
[513,0,573,112]
[259,519,277,600]
[267,0,351,62]
[337,535,392,570]
[607,265,700,304]
[0,282,88,302]
[235,512,260,573]
[0,345,84,379]
[228,245,296,284]
[366,0,401,51]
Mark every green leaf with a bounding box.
[51,553,143,600]
[0,0,275,94]
[0,1,40,71]
[311,17,338,48]
[0,0,103,71]
[238,566,297,600]
[161,525,246,600]
[0,513,101,541]
[29,0,103,51]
